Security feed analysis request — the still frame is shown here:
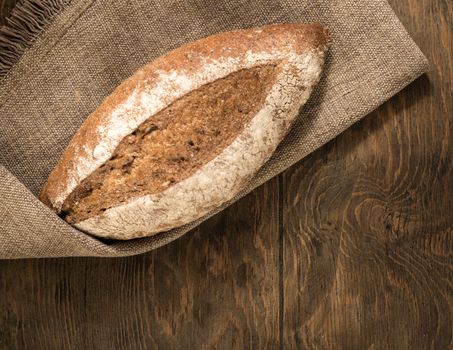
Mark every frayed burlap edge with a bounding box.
[0,0,70,78]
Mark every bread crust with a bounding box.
[39,23,329,239]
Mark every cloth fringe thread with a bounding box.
[0,0,70,78]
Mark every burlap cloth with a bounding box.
[0,0,428,259]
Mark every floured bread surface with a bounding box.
[40,23,330,239]
[62,65,278,224]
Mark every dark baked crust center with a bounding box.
[62,64,278,224]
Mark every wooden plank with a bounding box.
[0,178,281,349]
[282,0,453,348]
[146,178,281,349]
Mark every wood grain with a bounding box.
[283,0,453,348]
[0,0,452,349]
[0,178,280,350]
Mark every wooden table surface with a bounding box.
[1,0,452,349]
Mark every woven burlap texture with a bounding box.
[0,0,428,259]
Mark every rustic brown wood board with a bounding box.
[0,0,452,348]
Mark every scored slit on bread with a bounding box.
[62,65,279,224]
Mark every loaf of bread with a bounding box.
[39,23,329,239]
